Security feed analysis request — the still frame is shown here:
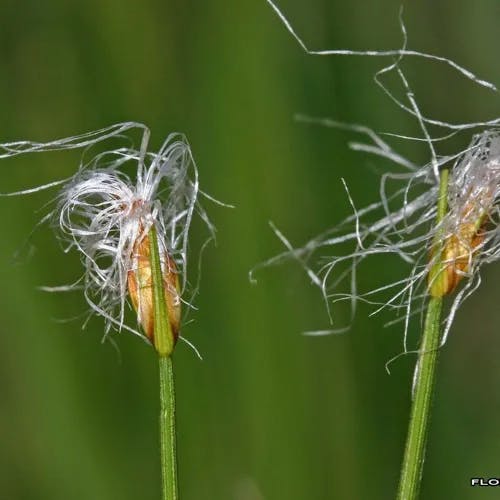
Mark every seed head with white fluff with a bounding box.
[255,126,500,357]
[0,123,217,353]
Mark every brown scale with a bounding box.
[127,231,181,344]
[429,201,487,298]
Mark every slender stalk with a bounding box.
[149,224,179,500]
[159,355,178,500]
[396,297,442,500]
[396,169,449,500]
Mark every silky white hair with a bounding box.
[256,1,500,363]
[1,122,220,352]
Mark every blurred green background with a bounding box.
[1,1,500,499]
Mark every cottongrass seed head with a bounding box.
[259,0,500,362]
[257,124,500,363]
[0,122,219,354]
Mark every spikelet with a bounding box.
[127,228,181,346]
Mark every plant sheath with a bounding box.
[149,224,179,500]
[396,169,449,500]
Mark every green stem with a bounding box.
[396,297,442,500]
[435,169,449,224]
[149,224,179,500]
[396,169,448,500]
[159,355,178,500]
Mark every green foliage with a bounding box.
[0,1,499,499]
